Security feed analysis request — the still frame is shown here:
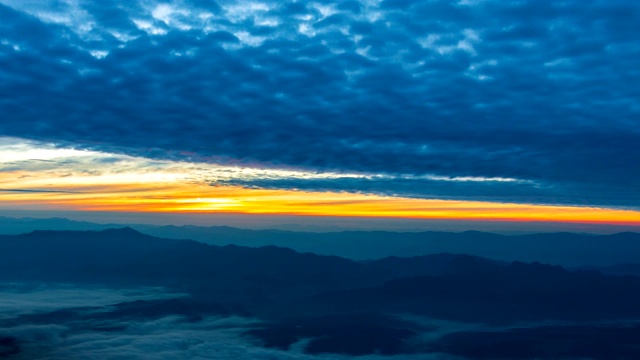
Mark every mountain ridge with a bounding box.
[4,227,640,358]
[1,216,640,266]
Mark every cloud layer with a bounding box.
[0,284,451,360]
[1,0,639,208]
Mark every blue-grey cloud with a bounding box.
[0,0,639,208]
[0,284,447,360]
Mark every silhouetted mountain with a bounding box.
[0,229,500,304]
[2,216,640,266]
[575,263,640,277]
[0,228,369,309]
[3,228,640,358]
[137,226,640,266]
[363,253,507,279]
[0,216,119,234]
[3,228,640,322]
[306,260,640,324]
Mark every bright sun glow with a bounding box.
[1,137,640,225]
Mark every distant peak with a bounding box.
[102,227,142,235]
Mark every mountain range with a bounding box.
[2,227,640,358]
[2,216,640,266]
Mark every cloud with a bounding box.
[0,189,80,193]
[0,283,182,317]
[11,284,637,360]
[0,284,453,359]
[0,1,638,208]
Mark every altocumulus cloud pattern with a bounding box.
[0,0,639,208]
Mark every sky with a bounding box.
[0,0,639,231]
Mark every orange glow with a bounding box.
[2,174,640,225]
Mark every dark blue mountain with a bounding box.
[3,228,640,358]
[2,216,640,265]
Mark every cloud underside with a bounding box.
[0,0,639,208]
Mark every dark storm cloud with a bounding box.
[0,0,639,207]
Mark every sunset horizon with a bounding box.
[1,135,639,232]
[2,0,639,234]
[1,1,639,358]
